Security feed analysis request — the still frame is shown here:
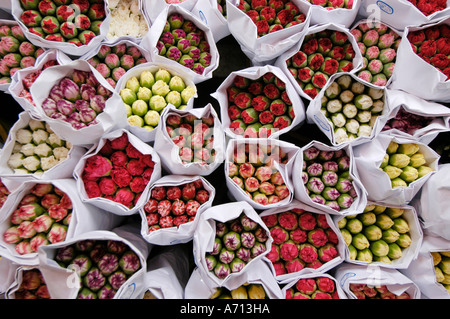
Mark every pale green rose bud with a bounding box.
[127,115,144,127]
[373,205,387,214]
[396,233,412,248]
[392,177,407,188]
[352,233,370,250]
[359,212,376,226]
[120,88,137,105]
[144,110,160,127]
[385,207,404,218]
[139,70,155,88]
[439,257,450,275]
[337,217,347,229]
[400,166,418,183]
[354,94,373,110]
[168,75,186,92]
[364,225,382,241]
[152,80,170,96]
[389,154,411,168]
[165,90,182,107]
[143,126,154,132]
[357,248,373,263]
[346,218,363,234]
[126,76,140,93]
[340,228,352,246]
[348,244,357,260]
[154,68,172,83]
[397,143,419,156]
[383,165,402,179]
[380,153,389,169]
[386,141,399,154]
[387,243,403,259]
[409,153,426,168]
[392,218,409,234]
[337,74,352,89]
[374,255,391,264]
[131,100,148,117]
[431,252,442,265]
[124,104,132,117]
[149,95,167,112]
[435,266,445,282]
[136,86,152,102]
[382,228,400,243]
[181,86,196,104]
[363,205,375,213]
[325,82,341,98]
[376,214,394,230]
[370,239,389,257]
[417,166,433,178]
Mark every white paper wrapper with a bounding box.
[73,128,162,216]
[358,0,450,32]
[352,134,440,205]
[190,0,230,42]
[389,17,450,103]
[280,272,347,298]
[225,138,300,211]
[334,263,421,299]
[298,0,361,28]
[400,234,450,299]
[0,111,87,192]
[104,0,151,43]
[30,59,128,146]
[226,0,311,64]
[11,0,111,57]
[138,175,215,245]
[37,224,152,299]
[380,89,450,145]
[192,201,273,286]
[8,49,73,118]
[412,164,450,241]
[114,61,198,143]
[0,178,122,266]
[185,260,284,299]
[140,4,219,84]
[153,103,225,176]
[143,244,191,299]
[274,23,363,101]
[211,65,306,140]
[291,140,367,216]
[306,72,391,146]
[259,200,346,282]
[144,0,199,23]
[334,200,424,269]
[0,257,19,295]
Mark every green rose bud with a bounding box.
[127,115,144,127]
[124,104,132,117]
[376,214,394,230]
[370,239,389,257]
[382,228,400,243]
[387,243,403,259]
[435,267,445,282]
[357,248,373,263]
[392,218,409,234]
[383,165,402,179]
[136,86,152,102]
[131,100,148,117]
[359,212,376,226]
[409,153,426,168]
[340,228,352,246]
[181,86,196,104]
[155,68,172,83]
[364,204,376,212]
[348,244,357,260]
[439,257,450,275]
[152,80,170,96]
[346,218,363,234]
[392,177,407,188]
[385,207,404,218]
[397,143,419,156]
[417,166,433,178]
[389,154,411,169]
[165,90,182,107]
[140,70,155,88]
[386,141,399,154]
[396,233,412,248]
[380,153,389,169]
[352,233,370,250]
[168,75,186,92]
[400,166,419,183]
[149,95,167,112]
[374,255,392,264]
[126,76,140,93]
[364,225,382,241]
[144,110,160,127]
[120,88,137,105]
[373,205,387,214]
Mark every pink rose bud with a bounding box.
[18,221,37,239]
[255,166,273,182]
[80,83,96,101]
[32,214,54,233]
[30,233,49,252]
[56,99,75,116]
[47,223,67,244]
[42,98,57,117]
[15,241,33,255]
[80,107,97,123]
[90,95,106,113]
[60,77,80,102]
[3,226,21,244]
[48,204,68,222]
[40,194,61,209]
[18,203,45,221]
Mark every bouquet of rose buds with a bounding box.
[276,24,361,100]
[284,274,343,299]
[296,0,360,28]
[52,238,142,299]
[431,251,450,293]
[2,182,73,256]
[9,268,51,299]
[117,63,197,142]
[334,263,421,299]
[407,0,447,16]
[193,202,272,284]
[0,21,45,87]
[14,0,108,48]
[211,283,268,299]
[307,73,387,145]
[106,0,150,40]
[139,175,215,245]
[292,141,367,214]
[260,202,343,279]
[212,65,305,140]
[85,41,150,88]
[351,20,402,87]
[337,203,421,267]
[306,0,353,10]
[0,178,11,209]
[225,138,298,209]
[155,12,213,76]
[154,104,225,176]
[75,130,161,215]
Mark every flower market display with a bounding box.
[0,22,44,84]
[0,0,450,302]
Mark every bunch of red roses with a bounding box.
[236,0,307,37]
[81,132,156,209]
[286,29,355,99]
[407,23,450,80]
[408,0,447,16]
[285,276,340,299]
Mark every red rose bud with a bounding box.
[270,225,289,244]
[290,228,307,244]
[186,200,200,216]
[196,189,210,204]
[273,115,291,130]
[234,92,253,109]
[251,95,270,111]
[21,10,42,27]
[280,240,298,261]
